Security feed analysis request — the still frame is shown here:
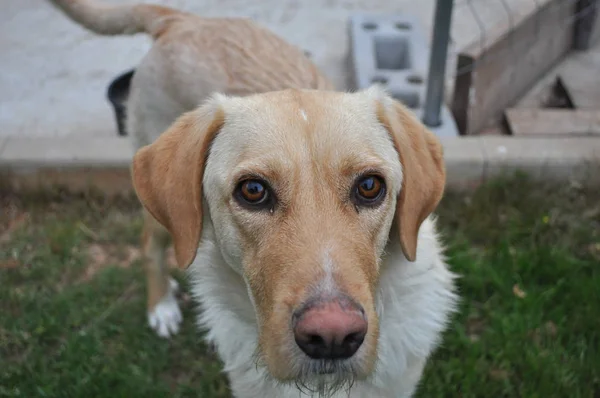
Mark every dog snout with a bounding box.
[293,298,367,360]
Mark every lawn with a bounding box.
[1,173,599,397]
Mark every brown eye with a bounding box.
[235,179,275,210]
[240,180,266,202]
[353,175,386,206]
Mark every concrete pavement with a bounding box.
[1,0,534,138]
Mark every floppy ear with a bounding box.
[376,99,446,262]
[131,102,225,269]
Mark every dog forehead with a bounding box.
[211,89,397,164]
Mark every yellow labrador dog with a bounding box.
[132,86,458,397]
[48,0,333,337]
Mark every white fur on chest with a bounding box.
[188,217,457,398]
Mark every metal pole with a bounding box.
[423,0,454,127]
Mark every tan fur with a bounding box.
[376,102,446,261]
[141,209,171,309]
[48,0,333,98]
[48,0,182,37]
[132,107,225,269]
[132,88,448,388]
[48,0,334,329]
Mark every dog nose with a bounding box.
[293,299,367,360]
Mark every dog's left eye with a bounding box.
[235,179,274,209]
[352,175,386,207]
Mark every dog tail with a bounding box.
[48,0,183,38]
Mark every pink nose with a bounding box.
[293,299,367,360]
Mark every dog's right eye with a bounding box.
[351,174,386,208]
[235,179,273,209]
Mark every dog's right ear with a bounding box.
[371,88,446,263]
[131,100,225,269]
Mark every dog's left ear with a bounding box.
[376,97,446,262]
[131,100,225,269]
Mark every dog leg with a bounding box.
[126,60,194,337]
[142,209,182,338]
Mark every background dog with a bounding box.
[48,0,334,338]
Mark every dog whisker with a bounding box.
[289,358,358,397]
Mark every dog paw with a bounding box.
[148,278,183,338]
[168,277,180,293]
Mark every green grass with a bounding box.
[1,173,599,397]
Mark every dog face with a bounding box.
[132,87,445,393]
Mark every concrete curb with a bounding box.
[0,137,133,197]
[1,136,599,196]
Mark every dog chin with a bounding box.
[286,357,366,397]
[256,340,371,396]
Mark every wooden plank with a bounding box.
[558,43,600,108]
[450,54,473,135]
[451,0,576,135]
[514,73,560,109]
[505,109,600,136]
[516,43,600,110]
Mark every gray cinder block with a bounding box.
[348,14,458,137]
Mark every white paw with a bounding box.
[148,278,183,338]
[169,277,180,293]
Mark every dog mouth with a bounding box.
[291,357,360,396]
[318,368,335,375]
[313,359,344,375]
